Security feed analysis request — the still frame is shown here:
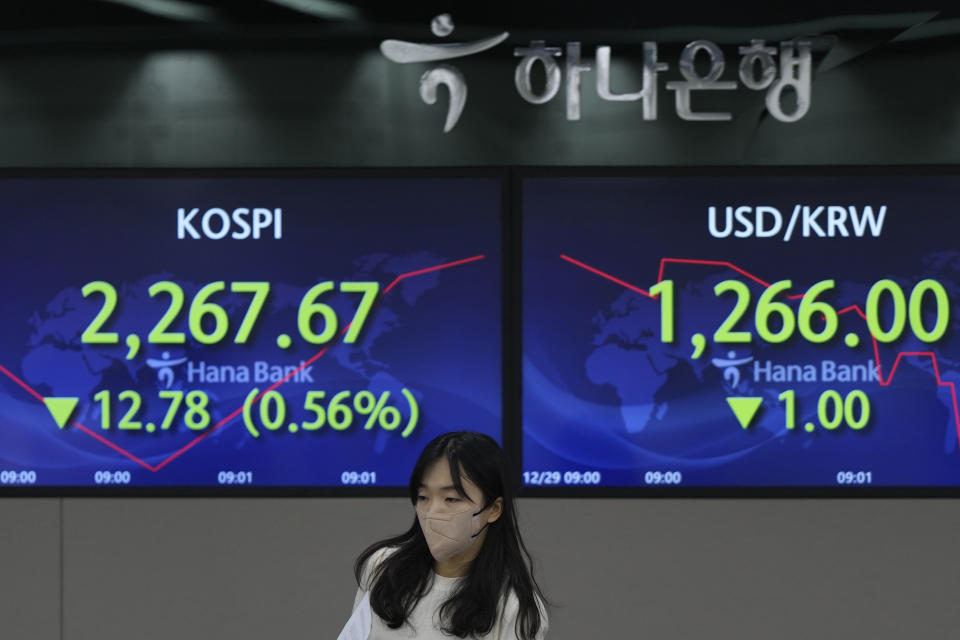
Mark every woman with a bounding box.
[350,431,549,639]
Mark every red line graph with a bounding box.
[0,255,486,472]
[561,253,960,447]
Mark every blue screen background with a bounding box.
[523,175,960,487]
[0,177,502,487]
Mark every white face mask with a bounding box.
[417,505,489,563]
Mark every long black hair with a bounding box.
[354,431,548,639]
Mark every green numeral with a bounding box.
[158,390,184,431]
[797,279,838,343]
[81,282,120,344]
[183,391,211,431]
[755,280,795,344]
[230,282,271,344]
[340,282,380,344]
[818,390,844,430]
[909,279,949,343]
[845,390,870,430]
[147,281,186,344]
[189,282,229,344]
[778,389,796,430]
[259,391,286,431]
[648,280,675,343]
[298,282,338,344]
[117,390,142,430]
[302,391,327,431]
[865,279,906,343]
[94,389,110,429]
[713,280,752,343]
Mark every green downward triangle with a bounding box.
[45,397,79,429]
[726,397,763,429]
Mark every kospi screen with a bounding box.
[522,172,960,492]
[0,174,502,491]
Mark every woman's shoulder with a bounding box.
[359,545,400,590]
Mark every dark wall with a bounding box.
[0,29,955,167]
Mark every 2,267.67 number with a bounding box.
[81,280,379,353]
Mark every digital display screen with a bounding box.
[0,175,502,490]
[522,173,960,490]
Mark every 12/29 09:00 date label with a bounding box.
[523,470,602,485]
[523,471,685,486]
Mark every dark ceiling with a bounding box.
[0,1,957,49]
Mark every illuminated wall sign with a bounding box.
[381,14,813,131]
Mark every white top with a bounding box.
[351,547,548,640]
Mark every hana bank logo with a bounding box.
[380,13,813,132]
[380,14,509,132]
[146,351,188,389]
[711,350,754,389]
